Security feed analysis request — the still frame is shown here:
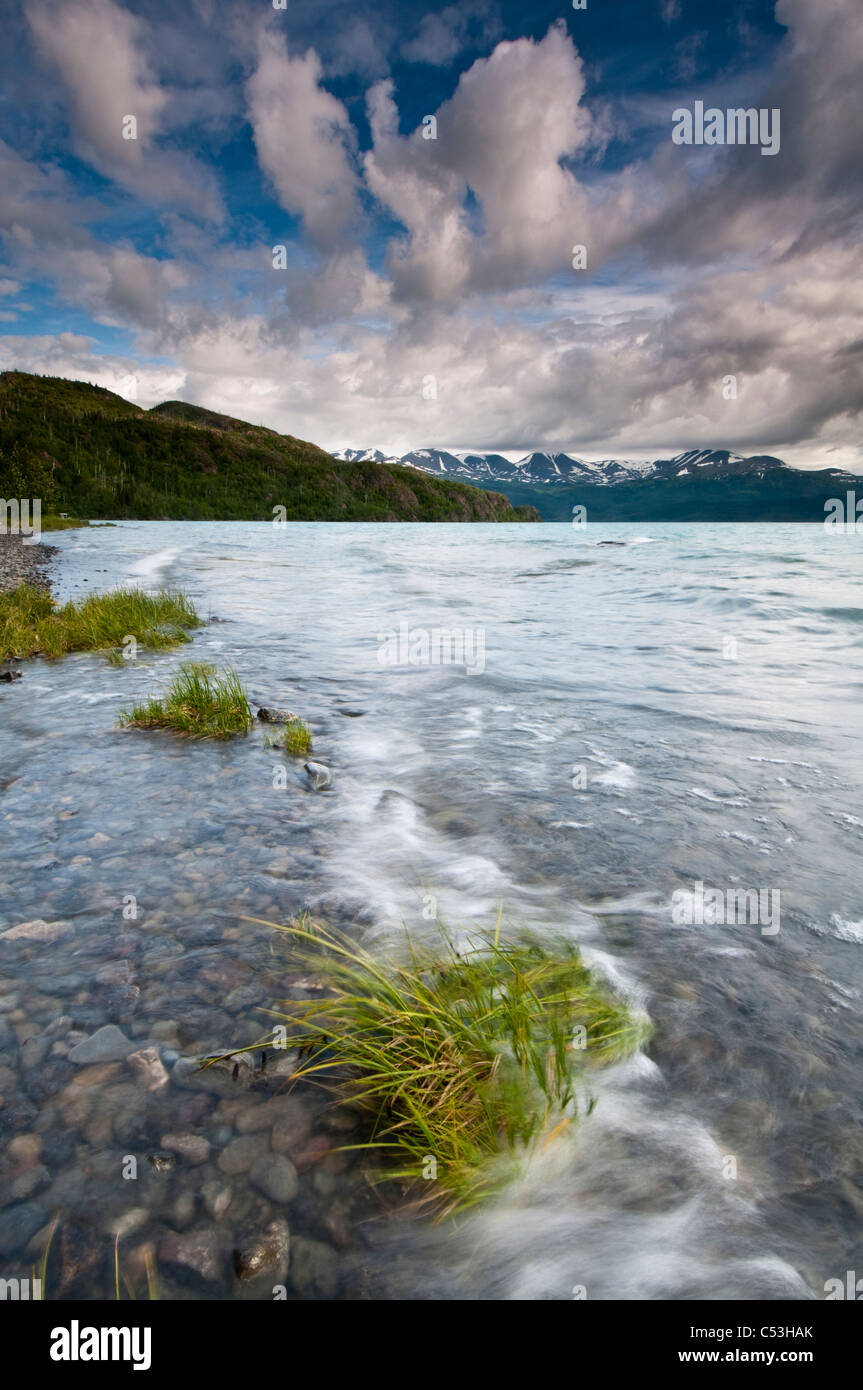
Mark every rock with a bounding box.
[292,1134,333,1172]
[127,1046,169,1091]
[290,1236,339,1299]
[172,1052,255,1094]
[0,1201,47,1256]
[257,708,299,724]
[150,1020,180,1043]
[233,1218,290,1283]
[9,1164,49,1200]
[1,919,73,943]
[20,1035,50,1069]
[303,761,332,791]
[250,1154,298,1204]
[0,670,21,682]
[217,1135,266,1176]
[68,1025,134,1064]
[159,1227,228,1285]
[147,1152,176,1174]
[5,1133,42,1166]
[270,1099,314,1156]
[57,1221,101,1294]
[68,1062,123,1088]
[170,1192,197,1230]
[160,1132,211,1166]
[202,1179,232,1220]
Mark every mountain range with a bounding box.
[333,447,862,521]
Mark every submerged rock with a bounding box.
[68,1024,134,1064]
[290,1236,340,1299]
[172,1051,255,1093]
[1,919,73,943]
[160,1132,211,1166]
[0,1201,48,1256]
[250,1153,299,1204]
[159,1227,228,1285]
[218,1135,267,1176]
[303,761,332,791]
[233,1218,291,1283]
[127,1046,169,1092]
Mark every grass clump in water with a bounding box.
[119,662,254,739]
[0,583,201,660]
[268,718,312,756]
[251,913,650,1214]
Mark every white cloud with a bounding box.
[25,0,223,219]
[246,34,359,245]
[364,23,595,300]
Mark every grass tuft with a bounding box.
[119,661,254,739]
[247,912,650,1214]
[0,583,201,661]
[269,718,312,756]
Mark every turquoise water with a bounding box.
[1,521,861,1298]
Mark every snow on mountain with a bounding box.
[332,446,789,486]
[332,447,400,465]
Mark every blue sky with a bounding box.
[0,0,861,466]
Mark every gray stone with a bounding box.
[68,1025,134,1065]
[202,1179,232,1220]
[0,1201,47,1256]
[290,1236,340,1299]
[159,1227,227,1285]
[250,1153,298,1204]
[217,1135,266,1176]
[304,761,333,791]
[160,1132,211,1165]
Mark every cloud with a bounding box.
[364,23,595,300]
[2,1,861,470]
[24,0,223,219]
[402,2,501,66]
[246,34,359,245]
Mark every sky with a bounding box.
[0,0,861,467]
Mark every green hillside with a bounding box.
[0,372,539,522]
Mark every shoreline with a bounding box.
[0,534,59,595]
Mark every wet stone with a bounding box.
[0,1200,48,1256]
[202,1179,232,1220]
[250,1153,299,1205]
[217,1135,266,1176]
[127,1046,169,1092]
[233,1218,291,1283]
[68,1025,134,1064]
[290,1236,340,1299]
[160,1132,211,1166]
[159,1227,229,1286]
